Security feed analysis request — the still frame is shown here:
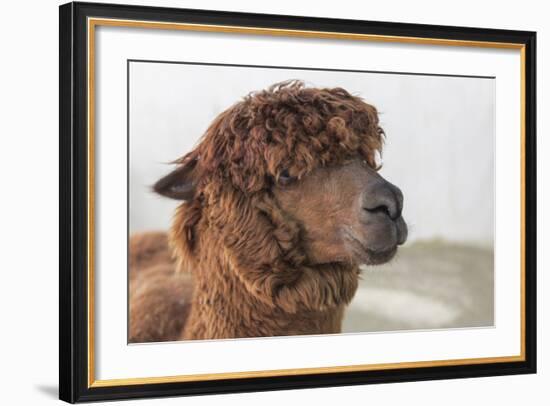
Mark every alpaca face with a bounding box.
[273,159,407,266]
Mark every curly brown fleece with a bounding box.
[132,81,385,341]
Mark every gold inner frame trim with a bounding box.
[87,17,527,388]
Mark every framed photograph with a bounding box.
[59,1,536,403]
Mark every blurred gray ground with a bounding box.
[343,240,494,333]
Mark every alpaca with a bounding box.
[129,81,407,343]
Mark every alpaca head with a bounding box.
[154,81,407,313]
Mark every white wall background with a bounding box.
[0,0,546,405]
[129,62,495,245]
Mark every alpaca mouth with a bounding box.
[344,231,398,265]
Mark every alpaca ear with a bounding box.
[153,159,197,201]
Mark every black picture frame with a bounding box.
[59,1,537,403]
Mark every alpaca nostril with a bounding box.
[363,192,400,220]
[364,205,391,217]
[362,174,403,221]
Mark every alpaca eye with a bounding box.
[278,169,296,186]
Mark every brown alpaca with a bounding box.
[129,81,407,343]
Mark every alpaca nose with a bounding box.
[363,180,403,220]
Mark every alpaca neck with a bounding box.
[181,260,347,340]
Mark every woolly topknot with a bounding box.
[179,80,384,195]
